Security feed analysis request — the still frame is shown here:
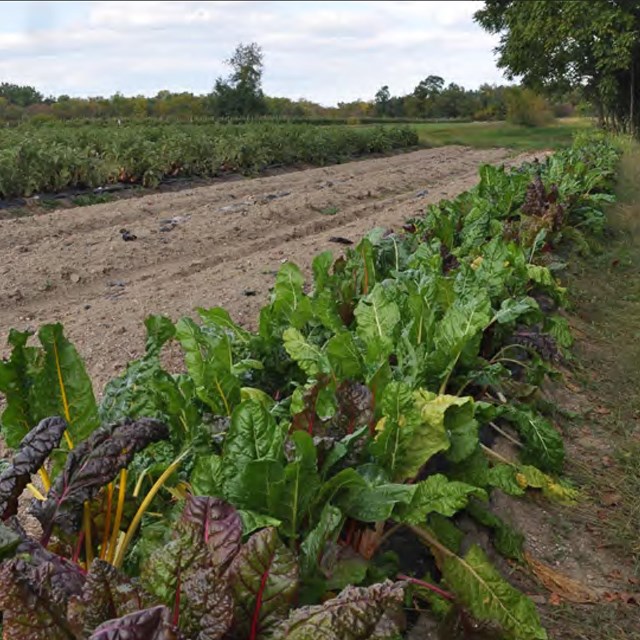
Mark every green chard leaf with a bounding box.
[394,474,487,525]
[175,316,240,416]
[283,328,332,377]
[354,283,401,365]
[442,545,547,640]
[0,329,41,448]
[503,406,565,473]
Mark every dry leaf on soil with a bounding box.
[524,552,598,604]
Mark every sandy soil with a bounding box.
[0,146,543,392]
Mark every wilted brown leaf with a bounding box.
[524,552,598,603]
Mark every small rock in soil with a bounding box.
[70,273,81,283]
[329,236,353,245]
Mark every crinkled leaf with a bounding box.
[0,520,21,559]
[326,331,364,379]
[272,580,406,640]
[34,418,169,535]
[239,510,283,536]
[198,306,251,343]
[442,545,547,640]
[226,458,285,513]
[371,386,452,482]
[222,401,285,487]
[322,544,369,591]
[354,283,401,364]
[179,563,234,640]
[99,316,186,430]
[492,297,540,325]
[428,294,492,385]
[0,416,67,519]
[0,325,99,452]
[0,544,85,640]
[300,504,343,578]
[142,529,207,605]
[338,481,415,523]
[466,502,525,562]
[180,495,242,572]
[277,431,321,538]
[545,315,573,348]
[283,328,331,377]
[88,605,179,640]
[0,329,40,448]
[260,263,313,337]
[190,454,223,496]
[68,559,155,636]
[393,474,486,525]
[175,317,240,416]
[503,406,565,473]
[229,527,299,639]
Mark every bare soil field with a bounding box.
[0,146,542,391]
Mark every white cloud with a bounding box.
[0,1,504,104]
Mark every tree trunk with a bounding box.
[630,56,636,136]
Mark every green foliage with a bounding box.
[475,1,640,136]
[505,87,554,127]
[0,122,418,199]
[0,133,620,640]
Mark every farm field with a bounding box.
[0,145,529,388]
[2,134,639,640]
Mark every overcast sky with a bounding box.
[0,1,505,106]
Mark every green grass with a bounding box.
[386,118,593,151]
[524,139,640,640]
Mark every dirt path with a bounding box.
[0,146,542,391]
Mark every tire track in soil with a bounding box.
[0,145,545,392]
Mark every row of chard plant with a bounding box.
[0,123,418,199]
[0,132,620,639]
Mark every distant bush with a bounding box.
[506,88,554,126]
[473,107,500,121]
[552,102,575,118]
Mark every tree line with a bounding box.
[0,41,584,125]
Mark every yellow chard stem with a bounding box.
[27,483,46,501]
[38,468,51,492]
[100,483,115,561]
[113,449,189,569]
[107,469,128,565]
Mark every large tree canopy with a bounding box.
[474,0,640,135]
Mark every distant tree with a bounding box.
[374,85,391,117]
[210,42,267,117]
[0,82,43,107]
[413,75,444,101]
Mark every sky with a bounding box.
[0,1,505,106]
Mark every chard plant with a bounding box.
[0,133,620,639]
